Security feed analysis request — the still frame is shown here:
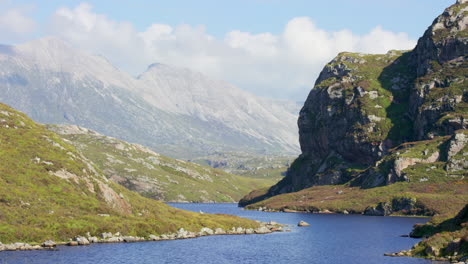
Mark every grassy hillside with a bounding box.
[48,125,275,203]
[0,103,259,244]
[241,133,467,216]
[193,152,293,181]
[388,205,467,262]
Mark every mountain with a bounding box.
[239,0,467,217]
[48,124,276,203]
[0,37,299,159]
[0,102,259,244]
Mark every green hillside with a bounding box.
[0,103,258,244]
[48,125,275,203]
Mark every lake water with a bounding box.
[0,203,437,264]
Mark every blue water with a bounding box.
[0,203,438,264]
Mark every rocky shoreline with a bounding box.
[0,221,286,252]
[253,206,431,217]
[384,250,468,263]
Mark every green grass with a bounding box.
[0,103,260,244]
[244,180,467,217]
[48,125,276,203]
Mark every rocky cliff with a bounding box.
[242,0,467,203]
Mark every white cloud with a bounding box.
[0,6,36,43]
[48,3,416,100]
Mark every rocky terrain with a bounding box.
[386,205,467,262]
[241,0,467,205]
[48,124,276,203]
[0,38,299,159]
[0,222,284,252]
[239,1,467,260]
[0,102,264,245]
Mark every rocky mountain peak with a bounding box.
[251,0,467,197]
[412,1,467,76]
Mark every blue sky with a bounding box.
[0,0,454,100]
[5,0,450,38]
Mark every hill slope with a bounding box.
[0,38,299,159]
[240,1,467,214]
[48,124,276,203]
[0,103,259,244]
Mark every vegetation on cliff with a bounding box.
[241,0,467,209]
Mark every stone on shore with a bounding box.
[148,235,160,241]
[100,232,113,239]
[214,228,226,235]
[254,226,271,234]
[298,220,310,227]
[88,236,99,243]
[41,240,56,248]
[200,227,214,236]
[74,236,90,245]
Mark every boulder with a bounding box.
[254,226,271,234]
[67,241,79,246]
[41,240,56,248]
[200,227,214,235]
[88,236,98,243]
[106,237,123,243]
[100,232,113,239]
[425,246,440,256]
[122,236,137,242]
[298,220,310,227]
[214,228,226,235]
[148,235,159,241]
[74,236,90,245]
[235,227,244,234]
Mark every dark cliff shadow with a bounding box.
[377,51,417,146]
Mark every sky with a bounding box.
[0,0,454,101]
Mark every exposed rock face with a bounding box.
[243,1,467,203]
[446,130,468,172]
[409,1,467,140]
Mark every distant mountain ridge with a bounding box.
[0,37,300,159]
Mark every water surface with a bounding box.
[0,203,436,264]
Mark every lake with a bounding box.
[0,203,437,264]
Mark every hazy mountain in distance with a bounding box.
[0,37,299,158]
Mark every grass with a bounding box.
[0,103,260,244]
[48,126,276,203]
[244,180,467,217]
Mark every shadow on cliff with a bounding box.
[377,51,417,147]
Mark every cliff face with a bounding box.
[260,0,467,197]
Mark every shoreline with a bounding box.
[0,221,287,253]
[244,206,432,218]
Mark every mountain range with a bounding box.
[0,38,299,159]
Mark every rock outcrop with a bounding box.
[242,0,467,203]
